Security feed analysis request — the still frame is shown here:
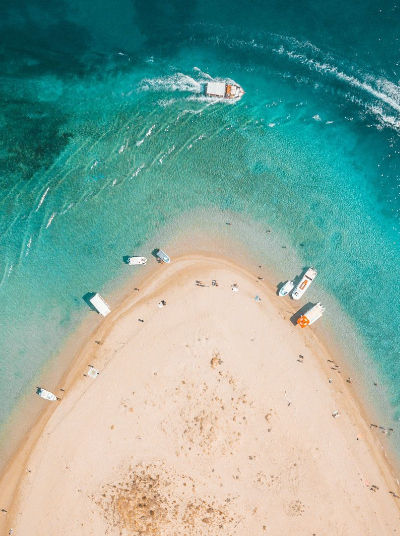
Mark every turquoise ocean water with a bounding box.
[1,1,400,463]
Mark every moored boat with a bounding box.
[291,267,317,300]
[156,249,170,263]
[89,293,111,316]
[36,387,58,401]
[126,256,147,265]
[279,280,294,297]
[297,302,325,328]
[205,81,244,100]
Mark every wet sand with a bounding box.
[0,254,399,535]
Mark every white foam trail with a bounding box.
[138,73,202,93]
[187,134,205,150]
[8,264,13,277]
[35,187,50,211]
[46,212,56,229]
[131,163,145,178]
[25,237,32,256]
[274,44,400,129]
[159,145,175,164]
[136,125,155,147]
[157,98,177,107]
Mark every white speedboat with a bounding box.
[205,81,244,100]
[291,267,317,300]
[36,387,57,401]
[279,280,294,297]
[297,302,325,328]
[156,249,170,263]
[126,256,147,265]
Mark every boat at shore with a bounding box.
[205,81,244,100]
[89,293,111,316]
[279,280,294,297]
[156,249,170,263]
[126,256,147,265]
[297,302,325,328]
[36,387,57,401]
[291,267,317,300]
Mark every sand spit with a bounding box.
[0,255,399,535]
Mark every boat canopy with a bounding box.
[205,82,226,97]
[89,293,111,317]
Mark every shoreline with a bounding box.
[1,252,400,533]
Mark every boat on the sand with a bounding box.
[279,280,294,297]
[291,267,317,300]
[297,302,325,328]
[36,387,58,401]
[126,256,147,265]
[156,249,170,263]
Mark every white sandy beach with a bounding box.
[0,254,399,535]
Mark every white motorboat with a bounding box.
[279,280,294,297]
[156,249,170,263]
[297,302,325,328]
[126,256,147,265]
[36,387,57,401]
[205,81,244,100]
[291,267,317,300]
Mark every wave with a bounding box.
[45,212,56,229]
[136,124,156,147]
[35,187,50,212]
[272,36,400,131]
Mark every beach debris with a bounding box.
[212,279,218,286]
[346,377,352,383]
[195,280,207,287]
[158,300,167,308]
[138,318,144,322]
[225,222,231,225]
[284,390,291,407]
[231,283,239,293]
[88,365,100,379]
[328,378,333,383]
[332,410,340,418]
[210,352,223,369]
[254,295,261,302]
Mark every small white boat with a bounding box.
[156,249,170,263]
[205,81,244,100]
[36,387,57,401]
[279,280,294,297]
[89,293,111,316]
[291,267,317,300]
[297,302,325,328]
[126,256,147,265]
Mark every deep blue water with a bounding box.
[1,0,399,458]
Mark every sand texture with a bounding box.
[1,255,399,535]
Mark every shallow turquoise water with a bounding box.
[1,1,399,456]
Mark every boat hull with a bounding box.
[127,256,147,265]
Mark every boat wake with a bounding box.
[273,37,400,131]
